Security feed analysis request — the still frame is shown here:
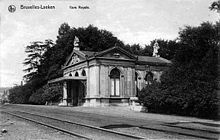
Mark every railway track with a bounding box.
[2,110,145,140]
[2,106,219,140]
[101,122,219,140]
[139,124,219,140]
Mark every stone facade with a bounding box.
[49,46,171,107]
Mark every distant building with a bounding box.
[0,88,10,103]
[49,44,171,107]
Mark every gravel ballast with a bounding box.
[0,112,81,140]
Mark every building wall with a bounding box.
[95,65,136,98]
[123,67,134,97]
[64,63,165,97]
[99,65,109,97]
[88,65,99,98]
[63,58,169,106]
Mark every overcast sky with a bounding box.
[0,0,218,87]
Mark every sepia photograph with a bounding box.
[0,0,219,139]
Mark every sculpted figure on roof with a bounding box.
[153,40,160,57]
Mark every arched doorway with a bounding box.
[110,68,120,96]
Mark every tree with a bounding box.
[139,22,219,119]
[8,84,33,104]
[128,44,145,55]
[8,40,54,104]
[23,40,53,82]
[209,0,220,12]
[57,23,71,38]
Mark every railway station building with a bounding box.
[48,42,171,107]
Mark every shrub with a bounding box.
[29,84,62,105]
[29,87,45,104]
[138,74,219,119]
[42,84,63,104]
[8,84,33,104]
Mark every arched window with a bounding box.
[110,68,120,96]
[81,70,86,76]
[145,72,153,85]
[75,72,79,77]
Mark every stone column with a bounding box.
[87,67,90,98]
[97,65,100,96]
[62,81,68,106]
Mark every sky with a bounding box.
[0,0,218,87]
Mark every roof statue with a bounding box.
[74,36,80,46]
[74,36,80,50]
[153,40,160,57]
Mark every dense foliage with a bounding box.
[209,0,220,11]
[8,84,33,104]
[29,84,62,105]
[139,22,219,119]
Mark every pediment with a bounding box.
[64,46,137,67]
[95,47,136,60]
[65,51,86,66]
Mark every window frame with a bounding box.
[110,68,120,97]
